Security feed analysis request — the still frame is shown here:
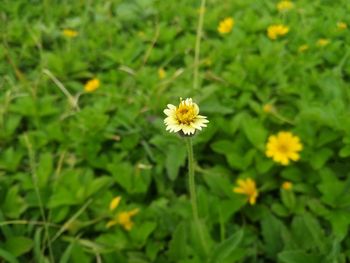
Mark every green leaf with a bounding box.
[281,190,296,211]
[168,222,188,260]
[208,229,244,263]
[339,144,350,158]
[0,147,23,172]
[59,242,75,263]
[37,152,53,188]
[261,212,285,259]
[166,144,186,181]
[0,248,19,263]
[327,210,350,240]
[48,188,79,208]
[202,171,232,197]
[278,250,324,263]
[309,148,333,169]
[4,236,33,257]
[242,117,267,150]
[130,221,157,246]
[85,176,112,197]
[107,162,134,193]
[226,149,256,170]
[2,185,26,218]
[211,140,235,155]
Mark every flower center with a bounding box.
[175,104,196,124]
[278,144,289,154]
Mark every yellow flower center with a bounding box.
[277,144,289,154]
[176,104,196,124]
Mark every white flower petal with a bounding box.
[167,104,176,109]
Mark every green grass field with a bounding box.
[1,0,350,262]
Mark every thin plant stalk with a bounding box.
[185,137,208,254]
[193,0,206,90]
[24,135,55,263]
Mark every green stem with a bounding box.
[186,137,199,220]
[185,137,208,254]
[272,111,295,125]
[24,134,55,263]
[193,0,206,90]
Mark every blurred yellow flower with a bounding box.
[84,78,100,93]
[62,29,78,38]
[298,44,309,53]
[109,196,121,211]
[282,181,293,190]
[263,104,275,113]
[316,38,330,47]
[164,98,209,135]
[267,24,289,40]
[266,131,303,165]
[233,178,259,205]
[106,208,140,231]
[277,1,294,12]
[337,22,347,30]
[218,17,235,34]
[158,68,166,79]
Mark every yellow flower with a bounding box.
[62,29,78,38]
[282,181,293,190]
[218,17,235,34]
[233,178,259,205]
[106,208,140,231]
[84,78,100,93]
[266,131,303,165]
[109,196,121,211]
[277,1,294,12]
[158,68,166,79]
[267,24,289,40]
[263,104,275,113]
[337,22,347,30]
[164,98,209,135]
[298,44,309,53]
[316,38,330,47]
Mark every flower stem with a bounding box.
[186,137,199,220]
[185,137,208,254]
[193,0,206,90]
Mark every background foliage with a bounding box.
[1,0,350,262]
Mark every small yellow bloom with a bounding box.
[277,1,294,12]
[266,131,303,165]
[282,181,293,190]
[164,98,209,135]
[263,104,275,113]
[62,29,78,38]
[298,44,309,53]
[109,196,121,211]
[337,22,347,30]
[316,38,330,47]
[267,24,289,40]
[84,78,100,93]
[218,17,235,34]
[233,178,259,205]
[158,68,166,79]
[106,208,140,230]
